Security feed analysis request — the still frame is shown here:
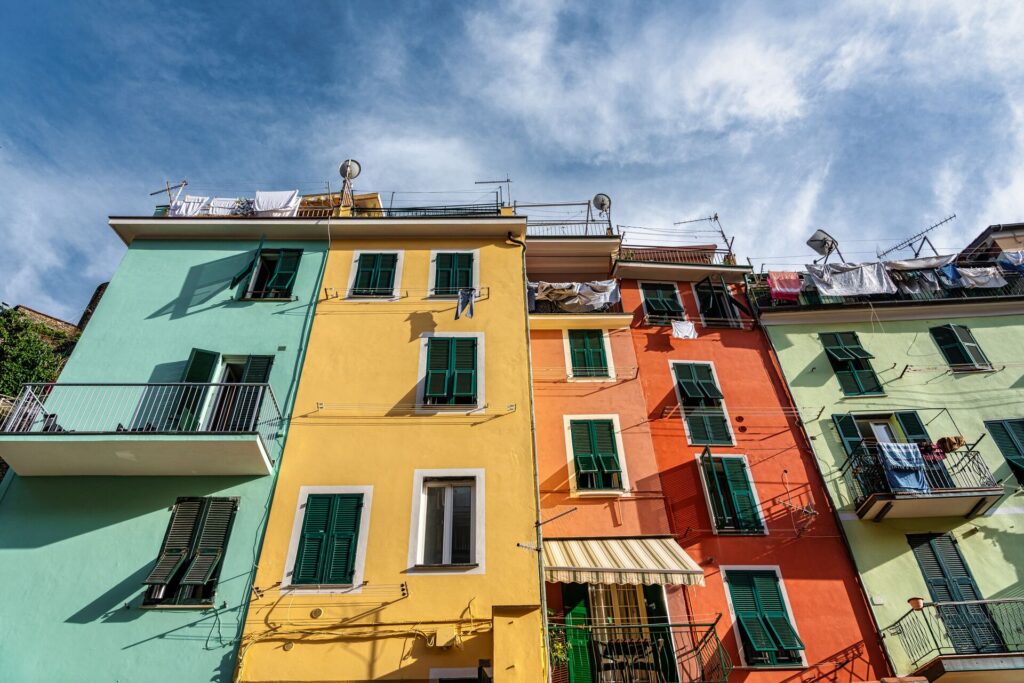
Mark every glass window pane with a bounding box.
[423,487,446,565]
[450,485,473,564]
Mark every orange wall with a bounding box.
[621,279,889,682]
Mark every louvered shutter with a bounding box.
[931,325,972,367]
[293,495,332,584]
[145,499,202,585]
[686,409,712,445]
[568,331,589,376]
[726,571,778,653]
[177,349,220,431]
[895,411,930,443]
[592,420,621,481]
[674,364,704,400]
[353,254,378,293]
[435,253,455,295]
[451,338,477,399]
[642,284,669,314]
[986,420,1024,482]
[706,412,732,445]
[701,451,731,530]
[952,326,990,368]
[227,355,274,431]
[230,235,266,288]
[569,330,607,377]
[693,364,724,399]
[375,254,397,292]
[570,421,599,483]
[454,253,474,290]
[266,250,302,296]
[819,333,854,361]
[425,338,452,399]
[722,458,761,531]
[839,332,874,359]
[182,499,237,585]
[562,583,594,682]
[324,494,363,584]
[752,572,804,650]
[832,414,863,455]
[854,368,883,394]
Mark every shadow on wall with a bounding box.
[147,252,252,321]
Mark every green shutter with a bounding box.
[986,420,1024,482]
[353,253,397,295]
[454,253,473,289]
[435,253,455,295]
[230,235,266,288]
[705,412,732,445]
[642,284,683,323]
[178,349,220,431]
[674,364,703,399]
[952,326,991,368]
[722,458,761,531]
[726,572,778,653]
[752,572,805,650]
[353,254,378,293]
[324,495,363,584]
[592,420,621,481]
[183,348,220,383]
[693,364,724,399]
[241,355,274,383]
[569,330,607,377]
[832,414,862,455]
[821,333,881,395]
[375,254,397,291]
[266,250,302,296]
[570,420,600,481]
[451,338,477,399]
[294,494,363,585]
[931,325,972,367]
[895,411,930,443]
[686,410,713,445]
[837,332,874,359]
[425,338,452,399]
[181,499,237,585]
[854,368,883,394]
[701,450,731,529]
[293,495,332,584]
[563,584,593,683]
[144,498,203,585]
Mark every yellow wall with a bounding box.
[238,232,545,682]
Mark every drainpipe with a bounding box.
[755,314,897,678]
[506,230,552,683]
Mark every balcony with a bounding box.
[614,246,750,283]
[528,282,633,330]
[0,383,281,476]
[883,599,1024,680]
[548,618,731,683]
[841,444,1003,521]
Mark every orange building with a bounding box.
[614,245,889,682]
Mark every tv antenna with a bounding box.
[149,179,188,204]
[807,229,843,264]
[475,176,512,207]
[877,214,956,260]
[673,213,735,252]
[339,159,361,207]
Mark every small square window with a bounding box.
[247,250,301,299]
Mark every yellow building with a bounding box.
[236,205,545,682]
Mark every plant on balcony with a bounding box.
[0,306,77,396]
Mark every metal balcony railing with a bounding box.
[548,619,731,683]
[746,267,1024,313]
[2,383,282,457]
[884,599,1024,667]
[840,443,1000,506]
[350,202,502,218]
[531,300,626,315]
[618,247,738,267]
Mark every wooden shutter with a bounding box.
[895,411,930,443]
[641,284,669,314]
[570,421,599,481]
[726,571,778,653]
[705,412,732,445]
[435,253,455,294]
[182,499,237,585]
[324,494,363,584]
[931,325,972,367]
[425,338,452,399]
[293,495,333,584]
[183,348,220,383]
[451,338,477,399]
[832,414,863,455]
[701,450,731,529]
[144,498,203,585]
[693,364,724,399]
[838,332,874,359]
[819,333,854,361]
[592,420,621,481]
[266,249,302,296]
[674,364,704,400]
[230,235,266,288]
[854,367,883,394]
[722,458,761,531]
[375,254,398,292]
[353,254,378,293]
[986,420,1024,481]
[951,326,990,368]
[752,572,804,650]
[178,349,220,431]
[454,253,474,289]
[562,583,593,683]
[569,330,606,377]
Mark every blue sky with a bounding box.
[2,1,1023,321]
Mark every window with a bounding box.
[985,419,1024,485]
[421,480,475,566]
[143,497,238,607]
[424,337,478,406]
[725,569,804,667]
[433,252,474,296]
[567,330,609,378]
[246,250,302,299]
[292,493,364,585]
[700,451,763,533]
[351,253,398,297]
[695,280,741,327]
[640,283,684,325]
[569,419,623,491]
[819,332,883,396]
[930,325,992,372]
[674,363,732,445]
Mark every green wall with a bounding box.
[766,312,1024,675]
[0,239,325,682]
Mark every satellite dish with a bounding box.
[593,193,611,213]
[806,229,838,257]
[339,159,362,180]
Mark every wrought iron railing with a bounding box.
[1,383,282,457]
[746,268,1024,313]
[351,203,502,218]
[841,443,1000,506]
[530,300,626,315]
[548,619,731,683]
[526,220,618,237]
[884,599,1024,668]
[618,247,738,267]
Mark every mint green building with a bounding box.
[0,214,326,681]
[748,224,1024,682]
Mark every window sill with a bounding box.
[140,603,215,610]
[838,392,887,399]
[239,296,295,302]
[690,441,735,447]
[715,528,767,536]
[950,367,996,375]
[567,375,614,383]
[411,563,479,571]
[573,488,627,498]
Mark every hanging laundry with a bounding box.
[671,320,698,339]
[892,269,942,295]
[767,271,801,302]
[530,280,621,313]
[997,251,1024,274]
[918,442,947,462]
[878,442,929,493]
[207,198,239,216]
[169,195,210,217]
[937,263,961,287]
[254,190,300,217]
[937,435,966,453]
[805,262,897,297]
[455,288,475,320]
[957,267,1009,289]
[885,254,957,271]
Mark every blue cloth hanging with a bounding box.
[938,263,962,287]
[878,442,929,492]
[455,288,475,320]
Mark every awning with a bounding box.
[543,537,704,586]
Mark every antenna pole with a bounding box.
[878,214,956,260]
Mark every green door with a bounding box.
[563,584,594,683]
[643,585,679,682]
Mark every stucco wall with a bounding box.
[0,238,325,682]
[765,312,1024,675]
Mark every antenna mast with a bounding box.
[877,214,956,260]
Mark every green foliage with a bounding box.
[0,308,76,396]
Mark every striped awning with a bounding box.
[543,537,704,586]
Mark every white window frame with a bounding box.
[669,359,736,446]
[720,564,808,669]
[345,249,404,301]
[695,452,768,536]
[281,485,374,594]
[562,414,630,497]
[408,468,486,575]
[421,479,476,565]
[693,280,741,328]
[415,331,485,413]
[637,280,686,325]
[561,329,617,382]
[427,248,481,298]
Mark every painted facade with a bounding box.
[615,248,889,683]
[0,235,326,682]
[237,219,545,682]
[752,225,1024,679]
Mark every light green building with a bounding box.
[748,224,1024,682]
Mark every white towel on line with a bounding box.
[254,190,300,217]
[169,195,210,217]
[672,320,698,339]
[207,198,238,216]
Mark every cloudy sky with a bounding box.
[2,1,1023,320]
